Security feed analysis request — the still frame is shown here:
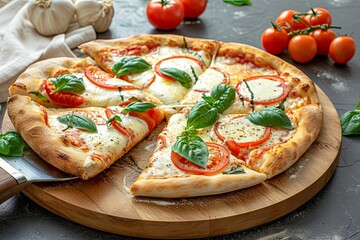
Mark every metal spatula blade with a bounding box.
[0,151,77,203]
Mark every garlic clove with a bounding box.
[28,0,75,37]
[74,0,114,33]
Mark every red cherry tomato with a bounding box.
[310,29,336,55]
[329,36,356,64]
[44,80,86,107]
[171,142,230,175]
[179,0,207,19]
[146,0,184,30]
[288,35,317,63]
[275,10,307,32]
[261,26,289,54]
[305,7,332,26]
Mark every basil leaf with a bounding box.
[29,91,49,102]
[50,74,85,94]
[276,100,285,111]
[112,56,151,76]
[172,135,208,169]
[201,95,216,106]
[57,113,97,133]
[223,0,252,6]
[223,165,245,174]
[107,115,122,127]
[340,103,360,135]
[246,108,293,129]
[210,85,236,113]
[186,101,220,130]
[160,68,193,89]
[122,102,156,113]
[0,131,24,157]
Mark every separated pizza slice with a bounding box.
[7,94,165,179]
[79,34,219,104]
[9,57,162,108]
[130,110,266,198]
[182,42,320,115]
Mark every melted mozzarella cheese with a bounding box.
[182,68,225,104]
[215,116,267,143]
[239,78,283,101]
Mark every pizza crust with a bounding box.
[247,104,323,178]
[130,165,266,198]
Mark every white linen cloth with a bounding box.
[0,0,96,102]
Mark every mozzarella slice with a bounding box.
[239,78,284,102]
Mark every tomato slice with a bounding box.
[171,142,230,175]
[214,115,271,156]
[119,101,164,131]
[105,108,135,141]
[236,75,289,105]
[85,65,139,91]
[193,67,230,93]
[44,80,86,107]
[154,56,204,81]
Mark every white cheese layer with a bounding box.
[215,116,267,143]
[239,78,284,102]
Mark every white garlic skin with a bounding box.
[75,0,114,33]
[28,0,75,36]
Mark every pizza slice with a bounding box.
[9,57,162,108]
[79,34,219,104]
[130,84,322,198]
[182,42,320,115]
[7,94,165,179]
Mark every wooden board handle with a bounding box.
[0,167,29,203]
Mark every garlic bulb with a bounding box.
[75,0,114,33]
[28,0,75,36]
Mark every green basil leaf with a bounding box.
[160,68,193,89]
[57,113,97,133]
[340,109,360,135]
[210,85,236,113]
[112,56,151,76]
[122,102,156,113]
[355,101,360,110]
[0,131,24,157]
[201,95,216,106]
[29,91,49,102]
[276,100,285,111]
[186,101,220,130]
[106,115,122,127]
[223,0,252,6]
[50,74,85,94]
[223,165,245,174]
[172,135,208,169]
[246,108,293,129]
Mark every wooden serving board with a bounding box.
[2,87,341,239]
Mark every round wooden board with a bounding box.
[2,87,341,239]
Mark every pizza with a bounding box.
[7,34,322,198]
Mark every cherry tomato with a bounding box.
[171,142,230,175]
[261,26,289,54]
[275,10,307,32]
[44,80,86,107]
[310,29,336,55]
[329,36,356,64]
[179,0,207,19]
[288,35,317,63]
[85,65,139,90]
[146,0,184,30]
[305,7,332,26]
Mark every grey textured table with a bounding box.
[1,0,360,239]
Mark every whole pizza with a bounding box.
[7,34,322,198]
